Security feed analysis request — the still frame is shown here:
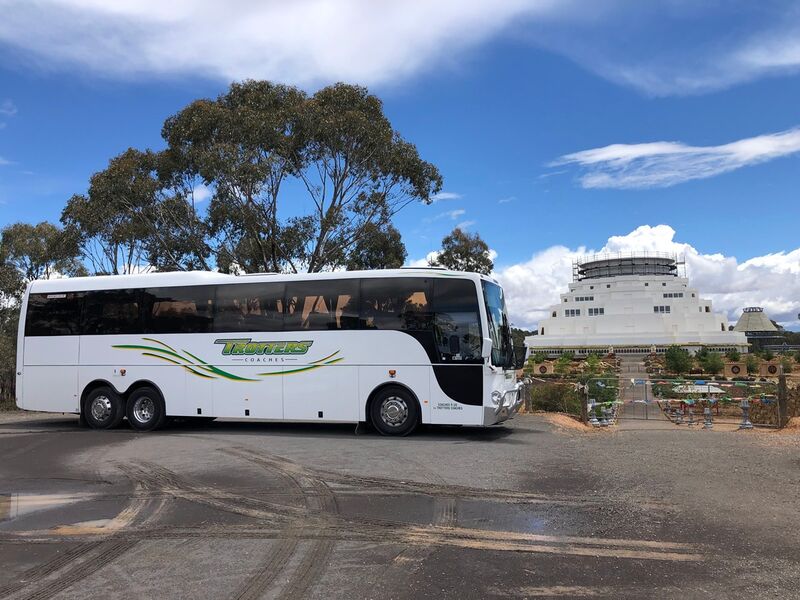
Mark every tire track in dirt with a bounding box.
[0,542,100,598]
[15,539,138,600]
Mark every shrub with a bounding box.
[665,346,693,374]
[745,354,759,375]
[725,349,741,362]
[703,353,724,375]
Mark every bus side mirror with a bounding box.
[482,337,493,360]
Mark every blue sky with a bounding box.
[1,0,799,328]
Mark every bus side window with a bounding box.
[285,280,359,331]
[432,279,482,363]
[359,278,432,331]
[25,292,85,336]
[83,289,140,335]
[143,286,215,334]
[214,282,285,332]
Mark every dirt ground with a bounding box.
[1,412,799,599]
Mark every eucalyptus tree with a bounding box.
[432,227,494,274]
[344,222,407,271]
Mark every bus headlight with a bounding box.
[491,390,503,407]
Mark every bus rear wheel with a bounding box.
[83,386,125,430]
[126,386,167,432]
[370,387,419,436]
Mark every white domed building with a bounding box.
[525,252,748,357]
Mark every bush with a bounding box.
[725,349,741,362]
[665,346,693,374]
[703,353,724,375]
[745,354,759,375]
[781,357,793,374]
[795,350,800,364]
[761,349,775,361]
[525,383,582,415]
[531,352,547,364]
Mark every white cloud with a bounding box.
[498,196,516,204]
[0,3,798,95]
[0,0,551,86]
[455,220,476,231]
[0,157,12,166]
[406,251,440,268]
[0,100,17,116]
[493,224,800,330]
[192,184,212,203]
[554,127,800,189]
[430,192,463,203]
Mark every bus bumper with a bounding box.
[483,382,523,425]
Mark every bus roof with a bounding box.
[28,268,499,294]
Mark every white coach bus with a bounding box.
[15,268,521,435]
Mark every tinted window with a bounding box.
[285,279,359,331]
[432,279,482,363]
[214,282,285,332]
[143,286,215,334]
[83,289,141,335]
[360,278,432,331]
[25,292,84,336]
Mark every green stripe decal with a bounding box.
[114,339,344,381]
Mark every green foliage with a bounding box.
[761,348,775,361]
[561,350,576,361]
[1,222,84,281]
[725,349,741,362]
[431,228,493,274]
[553,356,572,376]
[781,357,793,374]
[510,327,534,351]
[795,350,800,364]
[67,81,441,274]
[665,346,693,374]
[745,354,759,374]
[584,353,601,376]
[531,352,547,364]
[345,223,406,270]
[703,352,724,375]
[525,383,582,416]
[0,306,19,406]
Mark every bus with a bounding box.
[15,268,521,435]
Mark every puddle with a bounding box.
[0,493,92,521]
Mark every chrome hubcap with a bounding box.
[133,396,155,424]
[90,396,112,422]
[380,396,408,427]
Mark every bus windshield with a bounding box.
[482,281,514,370]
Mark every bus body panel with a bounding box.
[22,336,80,412]
[284,365,358,422]
[212,371,283,420]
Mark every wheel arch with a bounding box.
[80,379,165,411]
[365,382,422,425]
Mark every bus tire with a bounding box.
[126,386,167,432]
[369,386,419,436]
[83,386,125,430]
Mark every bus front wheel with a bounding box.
[370,387,419,436]
[126,386,167,432]
[83,386,125,430]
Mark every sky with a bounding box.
[0,0,799,330]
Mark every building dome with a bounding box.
[733,307,778,333]
[576,252,680,281]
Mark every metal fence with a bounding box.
[521,376,786,429]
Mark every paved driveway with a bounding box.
[1,413,798,599]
